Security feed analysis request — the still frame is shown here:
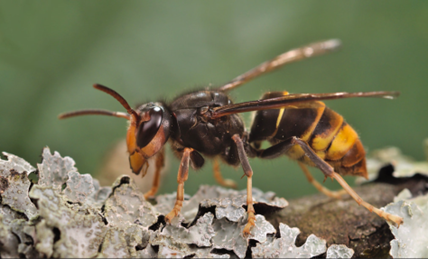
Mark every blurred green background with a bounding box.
[1,1,427,199]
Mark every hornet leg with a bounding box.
[144,148,165,200]
[232,134,256,236]
[298,162,347,199]
[258,138,346,198]
[213,158,238,189]
[165,147,192,223]
[259,136,403,227]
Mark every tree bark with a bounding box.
[263,174,426,258]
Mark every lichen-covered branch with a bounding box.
[0,146,427,258]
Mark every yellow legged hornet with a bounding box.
[59,39,403,236]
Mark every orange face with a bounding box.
[57,84,171,177]
[126,103,170,176]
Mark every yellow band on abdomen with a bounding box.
[326,123,358,161]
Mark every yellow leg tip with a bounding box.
[389,215,404,227]
[165,211,177,223]
[143,191,155,200]
[242,212,256,237]
[222,179,238,189]
[242,220,255,237]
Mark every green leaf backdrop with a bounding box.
[1,1,427,198]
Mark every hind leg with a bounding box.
[259,139,346,199]
[298,162,347,199]
[258,136,403,227]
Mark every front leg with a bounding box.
[165,147,192,223]
[143,148,165,199]
[231,134,255,236]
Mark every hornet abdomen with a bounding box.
[249,91,368,179]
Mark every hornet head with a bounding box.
[58,84,172,176]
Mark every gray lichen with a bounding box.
[0,152,38,219]
[326,244,354,258]
[161,212,216,247]
[63,171,96,203]
[104,178,157,229]
[29,185,107,258]
[0,147,317,258]
[383,190,428,258]
[362,145,428,184]
[211,214,277,258]
[98,227,130,258]
[1,152,36,174]
[0,146,424,258]
[252,223,327,258]
[367,144,428,258]
[37,148,77,189]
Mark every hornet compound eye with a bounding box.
[136,106,163,148]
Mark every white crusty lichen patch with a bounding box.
[362,143,428,258]
[0,152,38,220]
[252,223,326,258]
[10,146,428,258]
[362,145,428,183]
[37,148,77,190]
[383,189,428,258]
[104,178,158,229]
[29,185,107,258]
[326,244,354,258]
[0,147,328,258]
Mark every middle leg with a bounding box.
[258,137,346,199]
[232,134,256,236]
[298,161,347,199]
[213,158,238,189]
